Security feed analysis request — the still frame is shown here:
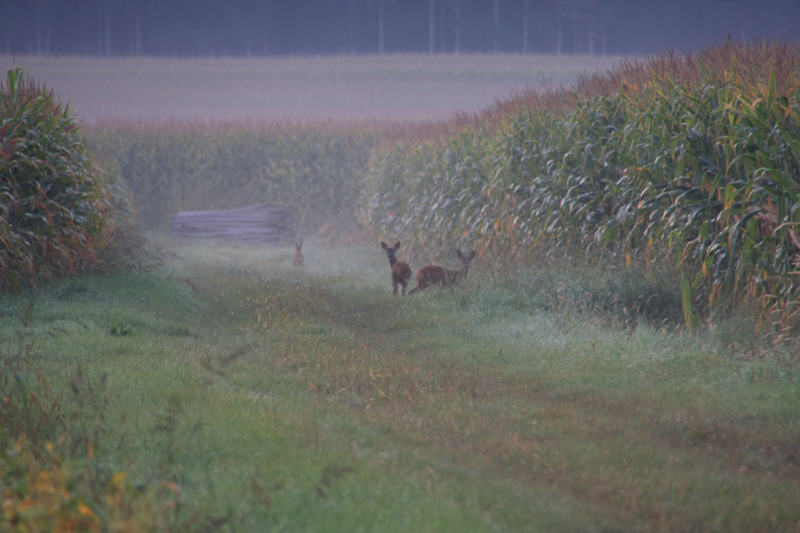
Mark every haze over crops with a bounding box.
[0,54,620,124]
[5,0,800,526]
[4,34,800,531]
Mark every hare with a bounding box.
[381,241,412,296]
[409,250,475,294]
[292,240,304,266]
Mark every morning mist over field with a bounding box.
[0,54,621,123]
[6,1,798,124]
[3,0,800,530]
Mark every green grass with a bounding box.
[2,238,799,531]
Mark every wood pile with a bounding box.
[170,204,295,245]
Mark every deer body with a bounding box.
[292,240,304,266]
[409,250,475,294]
[381,241,412,296]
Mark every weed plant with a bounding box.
[0,324,186,530]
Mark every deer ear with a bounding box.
[381,241,388,250]
[470,251,476,258]
[456,250,464,259]
[394,241,401,250]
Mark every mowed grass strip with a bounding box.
[251,259,799,531]
[2,240,798,531]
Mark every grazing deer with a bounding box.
[292,240,304,266]
[409,250,475,294]
[381,241,412,296]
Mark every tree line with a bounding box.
[5,0,800,58]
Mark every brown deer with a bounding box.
[409,250,475,294]
[381,241,412,296]
[292,240,304,266]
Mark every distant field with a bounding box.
[0,54,622,124]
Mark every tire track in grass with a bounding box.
[241,271,800,531]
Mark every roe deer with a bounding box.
[381,241,412,296]
[408,250,475,294]
[292,240,304,266]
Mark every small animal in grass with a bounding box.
[292,240,304,266]
[409,250,475,294]
[381,241,412,296]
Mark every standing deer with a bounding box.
[292,240,304,266]
[409,250,475,294]
[381,241,412,296]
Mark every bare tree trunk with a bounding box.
[135,6,143,56]
[493,0,499,53]
[34,0,42,55]
[36,20,42,54]
[454,0,461,53]
[602,25,606,55]
[97,7,103,56]
[378,0,385,55]
[556,0,562,55]
[739,0,745,41]
[573,20,578,53]
[522,0,528,54]
[348,1,356,53]
[297,0,310,55]
[429,0,434,54]
[262,2,270,56]
[440,0,445,53]
[105,5,112,57]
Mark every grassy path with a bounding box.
[2,240,799,531]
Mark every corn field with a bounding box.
[0,69,125,290]
[89,125,377,235]
[364,40,800,325]
[63,40,800,324]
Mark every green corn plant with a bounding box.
[363,41,800,327]
[90,126,376,234]
[0,69,122,290]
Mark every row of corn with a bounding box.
[0,69,126,290]
[89,126,376,234]
[364,54,800,324]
